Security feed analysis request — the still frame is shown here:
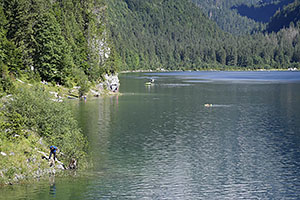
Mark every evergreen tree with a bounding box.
[0,3,22,76]
[33,12,74,83]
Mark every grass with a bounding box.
[0,80,92,185]
[0,133,50,185]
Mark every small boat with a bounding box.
[145,79,155,86]
[204,104,213,107]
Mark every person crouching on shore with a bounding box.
[49,145,58,161]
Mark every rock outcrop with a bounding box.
[96,73,120,93]
[38,151,66,171]
[68,158,77,170]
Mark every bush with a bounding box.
[78,78,90,98]
[1,84,88,165]
[0,64,15,96]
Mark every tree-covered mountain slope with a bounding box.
[266,0,300,32]
[192,0,262,35]
[107,0,300,71]
[107,0,230,70]
[1,0,300,81]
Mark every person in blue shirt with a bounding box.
[49,145,58,161]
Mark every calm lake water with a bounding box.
[1,71,300,199]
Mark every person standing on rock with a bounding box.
[49,145,58,161]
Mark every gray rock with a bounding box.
[37,150,48,158]
[14,174,25,181]
[68,158,77,170]
[56,160,66,170]
[102,74,120,92]
[56,164,65,170]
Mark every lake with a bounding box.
[1,71,300,199]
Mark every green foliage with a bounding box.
[1,0,297,85]
[0,132,51,184]
[78,76,90,97]
[108,0,226,70]
[0,64,15,96]
[33,11,74,83]
[5,167,16,179]
[1,85,88,162]
[107,0,300,71]
[0,0,298,87]
[0,0,113,88]
[0,3,23,77]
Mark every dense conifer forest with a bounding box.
[0,0,116,94]
[107,0,300,71]
[1,0,300,90]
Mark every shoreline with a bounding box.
[1,68,298,186]
[119,68,298,74]
[0,81,91,186]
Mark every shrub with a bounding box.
[1,84,88,166]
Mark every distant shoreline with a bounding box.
[120,68,298,74]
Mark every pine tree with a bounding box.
[33,12,74,83]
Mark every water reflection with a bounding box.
[1,72,300,199]
[49,176,56,197]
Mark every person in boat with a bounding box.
[49,145,58,161]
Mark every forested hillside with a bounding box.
[266,0,300,32]
[192,0,262,34]
[1,0,300,85]
[107,0,231,70]
[107,0,300,71]
[0,0,117,95]
[2,0,299,86]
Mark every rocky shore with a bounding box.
[0,73,119,186]
[0,134,79,185]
